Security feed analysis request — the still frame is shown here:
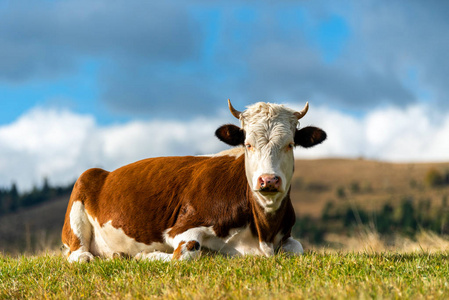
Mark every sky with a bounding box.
[1,0,449,191]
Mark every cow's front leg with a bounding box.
[170,227,205,260]
[135,251,173,261]
[172,240,201,260]
[278,237,304,255]
[135,241,200,262]
[135,228,204,261]
[136,240,201,261]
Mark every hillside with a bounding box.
[291,158,449,218]
[1,158,449,254]
[0,195,69,254]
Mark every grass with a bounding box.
[2,251,449,299]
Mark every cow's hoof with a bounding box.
[68,250,94,263]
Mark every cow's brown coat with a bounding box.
[62,153,295,256]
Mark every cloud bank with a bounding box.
[1,104,448,192]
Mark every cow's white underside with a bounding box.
[67,202,302,262]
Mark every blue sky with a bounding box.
[0,1,394,123]
[1,0,449,190]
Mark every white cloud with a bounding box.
[0,108,95,190]
[1,104,449,192]
[363,105,449,162]
[294,103,449,162]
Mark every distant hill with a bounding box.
[291,158,449,218]
[1,158,449,254]
[0,194,70,254]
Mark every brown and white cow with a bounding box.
[61,100,326,262]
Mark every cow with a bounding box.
[61,100,326,262]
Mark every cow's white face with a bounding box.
[215,100,326,213]
[240,103,298,211]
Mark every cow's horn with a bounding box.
[294,102,309,120]
[228,99,241,119]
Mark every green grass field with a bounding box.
[1,251,449,299]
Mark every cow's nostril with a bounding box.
[257,174,282,192]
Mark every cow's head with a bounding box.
[216,100,326,212]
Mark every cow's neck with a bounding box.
[247,186,292,244]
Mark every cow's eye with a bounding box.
[287,143,295,150]
[245,143,253,150]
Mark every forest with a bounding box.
[0,179,73,216]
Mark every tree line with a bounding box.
[294,195,449,244]
[0,179,74,215]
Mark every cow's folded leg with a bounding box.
[135,251,173,261]
[172,240,201,260]
[168,227,204,260]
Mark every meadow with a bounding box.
[2,250,449,299]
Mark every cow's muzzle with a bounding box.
[256,174,281,193]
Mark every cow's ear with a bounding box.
[295,126,327,148]
[215,124,245,146]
